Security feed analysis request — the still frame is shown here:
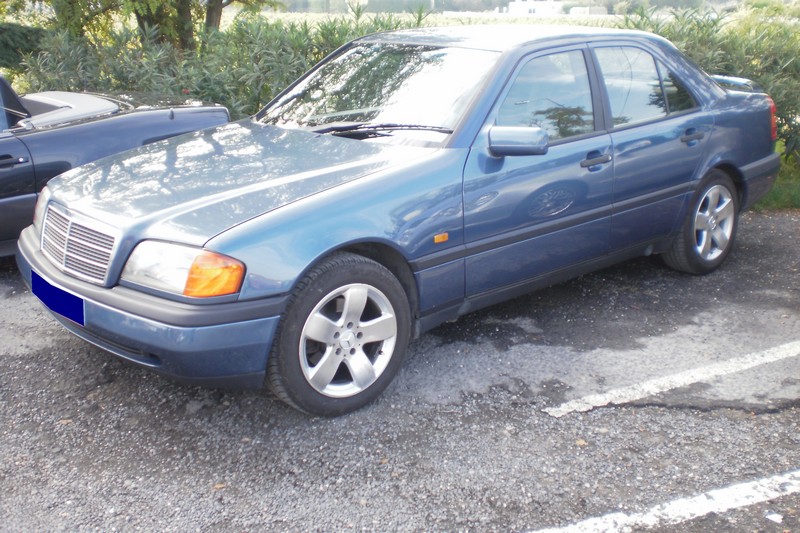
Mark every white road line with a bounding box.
[544,340,800,418]
[534,468,800,533]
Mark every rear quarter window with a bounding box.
[657,62,698,113]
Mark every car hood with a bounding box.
[47,119,434,244]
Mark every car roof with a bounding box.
[358,24,668,52]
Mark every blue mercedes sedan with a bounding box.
[16,25,780,415]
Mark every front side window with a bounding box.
[496,50,594,141]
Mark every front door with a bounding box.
[0,133,35,243]
[463,48,614,297]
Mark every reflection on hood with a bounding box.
[49,120,430,241]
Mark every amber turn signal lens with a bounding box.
[183,251,245,297]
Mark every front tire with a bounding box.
[663,170,739,274]
[267,252,411,416]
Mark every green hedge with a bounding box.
[17,11,421,119]
[14,8,800,162]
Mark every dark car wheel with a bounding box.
[267,252,411,416]
[663,170,739,275]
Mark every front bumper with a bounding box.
[16,226,284,389]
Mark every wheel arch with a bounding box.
[340,242,420,323]
[298,241,421,330]
[709,163,745,209]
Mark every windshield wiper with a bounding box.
[311,122,454,136]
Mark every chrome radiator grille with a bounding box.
[41,205,116,285]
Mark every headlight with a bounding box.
[122,241,245,298]
[33,186,52,232]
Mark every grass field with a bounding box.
[756,154,800,210]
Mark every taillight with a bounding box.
[768,96,777,142]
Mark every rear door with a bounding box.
[463,47,614,296]
[591,44,713,250]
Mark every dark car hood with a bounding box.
[47,119,434,244]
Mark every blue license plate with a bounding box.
[31,270,85,326]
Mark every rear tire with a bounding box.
[663,170,739,275]
[267,252,411,416]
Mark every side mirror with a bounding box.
[488,126,549,157]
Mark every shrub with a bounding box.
[15,6,800,163]
[0,23,46,75]
[21,31,100,92]
[17,9,426,119]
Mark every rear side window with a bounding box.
[594,47,666,126]
[594,46,698,128]
[496,50,594,141]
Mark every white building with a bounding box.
[506,0,564,16]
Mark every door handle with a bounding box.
[681,131,704,143]
[580,153,612,168]
[0,154,29,167]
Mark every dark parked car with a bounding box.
[17,26,780,415]
[0,76,230,256]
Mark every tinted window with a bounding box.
[658,62,697,113]
[0,83,10,130]
[496,50,594,141]
[0,76,29,130]
[595,47,666,126]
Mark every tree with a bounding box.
[128,0,198,50]
[47,0,119,37]
[206,0,232,30]
[4,0,281,50]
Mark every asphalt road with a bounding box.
[1,211,798,532]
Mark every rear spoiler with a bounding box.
[710,75,764,93]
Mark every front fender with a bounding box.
[207,149,469,302]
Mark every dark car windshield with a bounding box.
[258,42,499,137]
[0,76,30,130]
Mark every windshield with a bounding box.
[258,42,499,136]
[0,76,30,130]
